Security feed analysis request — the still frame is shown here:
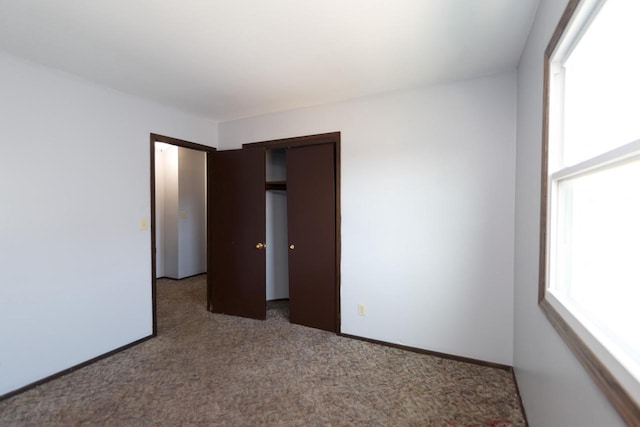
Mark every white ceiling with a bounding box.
[0,0,539,121]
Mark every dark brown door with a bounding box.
[287,143,337,332]
[210,147,266,320]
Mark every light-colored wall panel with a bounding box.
[162,145,179,279]
[0,53,217,396]
[177,147,206,278]
[220,71,517,365]
[266,190,289,300]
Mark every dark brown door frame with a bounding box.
[149,133,216,336]
[243,132,342,333]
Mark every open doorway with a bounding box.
[150,133,215,336]
[209,133,341,332]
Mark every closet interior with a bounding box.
[265,148,289,303]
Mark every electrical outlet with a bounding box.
[358,304,365,316]
[139,217,148,231]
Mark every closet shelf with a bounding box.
[266,180,286,191]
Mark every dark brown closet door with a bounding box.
[210,147,266,320]
[287,143,336,332]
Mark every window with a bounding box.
[540,0,640,423]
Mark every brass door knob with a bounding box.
[289,244,295,250]
[256,243,265,249]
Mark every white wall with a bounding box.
[162,145,180,279]
[156,146,207,280]
[0,53,217,396]
[220,71,517,365]
[154,144,166,278]
[177,147,206,278]
[513,1,626,425]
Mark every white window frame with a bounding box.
[539,0,640,424]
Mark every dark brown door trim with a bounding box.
[149,133,216,336]
[243,131,340,150]
[243,132,342,333]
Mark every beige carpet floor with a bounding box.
[0,275,525,426]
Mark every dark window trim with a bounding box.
[538,1,640,424]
